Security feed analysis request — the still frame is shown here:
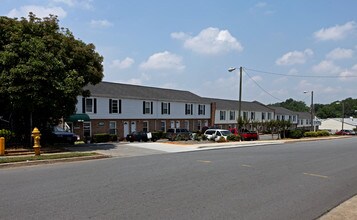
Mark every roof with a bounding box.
[84,82,208,103]
[204,98,274,112]
[321,118,357,126]
[295,111,312,119]
[269,106,297,115]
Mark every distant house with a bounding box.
[319,118,357,133]
[205,98,275,130]
[269,106,298,128]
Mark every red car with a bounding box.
[335,129,356,135]
[229,128,259,141]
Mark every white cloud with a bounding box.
[312,60,341,74]
[172,27,243,55]
[313,21,356,41]
[170,32,189,40]
[326,48,354,60]
[140,51,185,71]
[109,57,135,69]
[90,19,113,28]
[255,2,267,8]
[52,0,93,10]
[276,49,313,66]
[7,5,67,19]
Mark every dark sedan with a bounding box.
[126,131,150,142]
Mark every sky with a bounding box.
[1,0,357,105]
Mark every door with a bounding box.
[124,121,129,137]
[131,121,136,133]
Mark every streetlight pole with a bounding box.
[304,91,314,131]
[336,102,345,131]
[228,66,243,132]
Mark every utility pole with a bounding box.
[228,66,243,132]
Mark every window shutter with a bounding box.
[185,104,187,115]
[94,98,97,114]
[191,104,193,115]
[161,103,163,114]
[119,100,122,114]
[143,101,146,114]
[168,103,171,115]
[109,99,112,114]
[82,98,85,113]
[203,105,205,115]
[151,102,153,114]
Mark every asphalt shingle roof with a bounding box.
[85,82,208,103]
[204,98,274,112]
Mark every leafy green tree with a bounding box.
[0,13,103,146]
[270,98,309,112]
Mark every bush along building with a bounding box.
[67,81,314,141]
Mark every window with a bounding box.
[243,112,248,120]
[229,111,235,120]
[198,104,206,115]
[109,99,121,114]
[251,112,255,120]
[143,121,149,132]
[293,115,296,122]
[176,121,180,128]
[268,112,272,120]
[197,120,201,131]
[143,101,153,114]
[184,120,189,130]
[161,102,170,115]
[109,121,117,135]
[262,112,266,120]
[282,115,285,121]
[220,111,226,120]
[83,98,96,113]
[83,122,91,137]
[161,121,166,131]
[185,104,193,115]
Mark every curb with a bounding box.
[0,154,110,169]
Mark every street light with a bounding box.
[228,66,243,131]
[304,91,314,131]
[336,102,345,131]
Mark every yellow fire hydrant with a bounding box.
[0,137,5,156]
[32,128,41,156]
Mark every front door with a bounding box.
[131,121,136,133]
[124,121,129,137]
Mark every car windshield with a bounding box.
[221,130,232,136]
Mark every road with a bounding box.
[1,137,357,219]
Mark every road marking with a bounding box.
[197,160,211,163]
[241,164,252,167]
[303,172,329,179]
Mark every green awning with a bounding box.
[66,114,90,122]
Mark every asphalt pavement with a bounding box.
[1,136,356,219]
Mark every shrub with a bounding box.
[304,131,318,137]
[316,130,330,136]
[0,129,15,143]
[92,133,111,143]
[227,134,241,142]
[217,136,227,143]
[289,130,304,139]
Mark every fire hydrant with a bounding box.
[32,127,41,156]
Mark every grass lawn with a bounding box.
[0,152,99,164]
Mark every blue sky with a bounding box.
[1,0,357,105]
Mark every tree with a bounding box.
[269,98,309,112]
[0,13,103,146]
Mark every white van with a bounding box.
[204,129,232,141]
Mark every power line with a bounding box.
[243,68,285,102]
[244,67,357,78]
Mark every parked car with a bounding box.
[126,131,157,142]
[204,129,232,141]
[229,128,259,141]
[47,126,79,145]
[166,128,191,141]
[335,129,356,135]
